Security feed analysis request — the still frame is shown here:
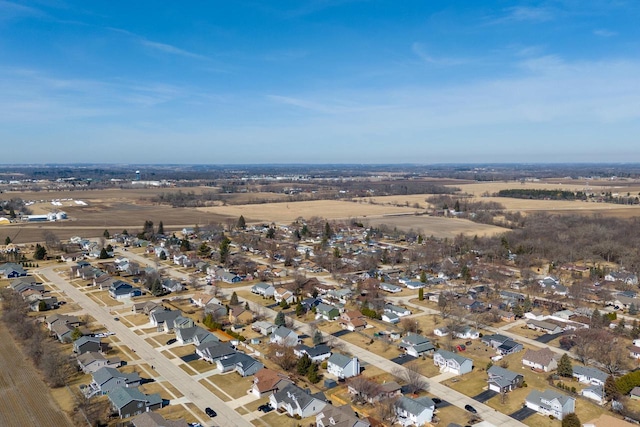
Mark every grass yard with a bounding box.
[434,403,477,427]
[254,411,316,427]
[122,313,150,327]
[139,382,172,400]
[208,372,253,399]
[338,331,403,361]
[155,403,199,424]
[244,397,270,412]
[187,358,218,374]
[166,346,197,361]
[199,379,232,401]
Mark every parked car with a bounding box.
[456,344,466,352]
[205,407,217,417]
[464,404,477,414]
[258,404,273,413]
[491,355,503,362]
[113,317,119,321]
[166,338,177,345]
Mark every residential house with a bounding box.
[195,341,237,363]
[190,292,219,308]
[108,386,163,419]
[499,311,516,322]
[50,321,75,343]
[487,365,523,393]
[270,326,298,347]
[433,327,449,337]
[526,319,563,334]
[73,336,104,354]
[384,304,411,317]
[454,326,480,340]
[251,368,292,398]
[45,314,80,331]
[405,281,426,290]
[522,347,558,372]
[525,389,575,420]
[109,281,142,300]
[216,352,264,377]
[270,383,327,418]
[175,325,217,346]
[161,278,183,293]
[294,344,332,363]
[87,367,141,396]
[572,366,608,386]
[316,404,371,427]
[433,350,473,375]
[251,321,276,336]
[131,412,188,427]
[605,271,639,286]
[251,282,275,297]
[0,262,27,278]
[149,309,182,331]
[347,380,402,404]
[327,353,360,379]
[379,283,402,293]
[316,303,340,321]
[229,306,253,325]
[381,311,400,324]
[340,311,367,331]
[77,352,121,374]
[629,345,640,359]
[496,339,523,356]
[132,301,161,315]
[274,287,295,304]
[399,333,435,358]
[325,288,353,304]
[582,385,605,405]
[395,396,435,427]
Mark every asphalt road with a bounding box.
[38,266,253,427]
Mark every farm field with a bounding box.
[364,215,509,238]
[196,199,418,223]
[0,325,73,427]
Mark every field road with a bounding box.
[37,266,253,427]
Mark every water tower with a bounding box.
[135,170,141,181]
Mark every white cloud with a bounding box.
[594,29,618,37]
[411,42,466,66]
[488,6,555,25]
[108,27,207,60]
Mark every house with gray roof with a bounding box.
[526,319,563,334]
[270,325,298,347]
[497,339,523,355]
[572,366,608,386]
[399,333,435,358]
[77,352,121,374]
[395,396,435,427]
[327,353,360,379]
[316,403,370,427]
[381,311,400,324]
[384,303,411,317]
[251,282,275,297]
[294,344,332,363]
[487,365,523,393]
[131,412,188,427]
[316,303,340,321]
[522,347,557,372]
[216,352,264,377]
[149,309,182,331]
[195,341,237,363]
[525,389,575,420]
[73,336,104,354]
[108,386,163,418]
[270,383,327,418]
[175,325,217,346]
[86,367,141,397]
[50,321,75,343]
[252,321,276,336]
[581,385,605,405]
[433,350,473,375]
[0,262,27,278]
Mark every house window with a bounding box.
[138,402,143,408]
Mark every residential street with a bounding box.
[38,266,253,427]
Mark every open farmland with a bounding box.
[0,325,72,427]
[196,199,419,223]
[364,215,509,238]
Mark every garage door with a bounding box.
[489,383,501,393]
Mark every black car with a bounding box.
[464,404,477,414]
[432,398,442,404]
[166,338,177,345]
[258,404,273,413]
[205,407,217,417]
[113,317,119,321]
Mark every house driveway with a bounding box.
[473,389,498,403]
[509,406,537,421]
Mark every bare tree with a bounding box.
[375,397,399,424]
[400,317,420,334]
[393,360,428,395]
[268,343,297,371]
[348,377,381,404]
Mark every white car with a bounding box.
[491,355,503,361]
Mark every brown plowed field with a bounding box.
[0,325,73,426]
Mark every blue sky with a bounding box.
[1,0,639,164]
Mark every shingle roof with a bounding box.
[573,365,608,383]
[522,347,556,366]
[328,353,352,368]
[435,349,471,366]
[396,396,434,416]
[108,386,161,410]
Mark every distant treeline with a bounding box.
[495,189,587,200]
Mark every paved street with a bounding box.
[38,266,253,427]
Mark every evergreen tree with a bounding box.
[295,302,305,317]
[313,329,323,346]
[297,354,312,375]
[523,295,532,312]
[159,251,167,260]
[561,413,581,427]
[157,221,165,235]
[5,236,11,245]
[219,237,231,264]
[274,311,286,326]
[630,303,638,315]
[237,215,246,229]
[279,299,290,309]
[245,301,250,311]
[9,207,16,218]
[103,229,110,239]
[71,327,83,341]
[324,222,332,240]
[417,234,423,244]
[420,271,427,283]
[615,318,627,335]
[301,224,309,236]
[106,244,113,252]
[99,248,109,259]
[34,244,47,260]
[307,363,320,383]
[122,229,128,235]
[418,287,424,301]
[230,292,239,305]
[557,354,573,377]
[198,242,211,257]
[513,304,524,318]
[632,320,640,337]
[266,228,275,239]
[180,238,191,251]
[591,308,602,329]
[604,375,620,401]
[454,200,461,212]
[38,300,47,311]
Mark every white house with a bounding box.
[399,333,435,358]
[433,327,449,337]
[381,312,400,324]
[433,350,473,375]
[270,383,326,418]
[572,366,608,387]
[522,347,557,372]
[327,353,360,379]
[251,282,275,297]
[454,326,480,340]
[525,389,575,420]
[581,385,605,405]
[294,345,332,363]
[270,326,298,347]
[383,304,411,317]
[395,396,435,427]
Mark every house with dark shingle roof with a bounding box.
[316,403,371,427]
[251,368,292,398]
[108,386,163,418]
[295,344,332,363]
[131,412,188,427]
[572,365,608,386]
[195,341,237,363]
[77,351,121,374]
[216,352,263,377]
[73,336,104,354]
[487,365,523,393]
[87,367,141,396]
[398,333,435,358]
[522,347,557,372]
[269,383,327,418]
[327,353,360,379]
